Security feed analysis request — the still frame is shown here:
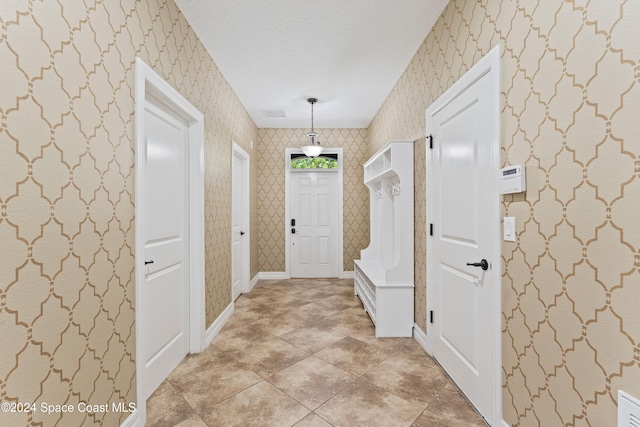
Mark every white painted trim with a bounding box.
[500,421,510,427]
[412,324,428,354]
[341,271,354,279]
[232,142,251,294]
[119,409,139,427]
[249,273,260,292]
[205,303,234,346]
[425,44,502,426]
[259,272,287,280]
[285,148,344,279]
[134,57,205,425]
[488,44,504,427]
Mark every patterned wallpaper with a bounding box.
[4,0,640,425]
[257,128,369,273]
[369,0,640,425]
[413,137,428,332]
[250,144,259,280]
[0,1,257,425]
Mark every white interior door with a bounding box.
[427,52,499,421]
[290,171,338,278]
[231,151,245,300]
[142,100,190,399]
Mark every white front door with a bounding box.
[142,100,190,399]
[290,171,339,278]
[427,48,500,422]
[231,150,245,300]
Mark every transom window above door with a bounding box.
[290,153,338,170]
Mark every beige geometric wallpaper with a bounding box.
[0,1,257,425]
[413,137,428,333]
[257,128,369,273]
[369,0,640,425]
[4,0,640,426]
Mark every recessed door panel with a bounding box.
[299,236,311,265]
[439,101,480,246]
[439,264,478,372]
[298,194,311,226]
[318,236,329,265]
[318,194,330,227]
[145,112,184,243]
[145,263,183,359]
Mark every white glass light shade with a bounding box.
[300,130,323,157]
[300,145,323,157]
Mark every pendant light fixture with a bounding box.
[300,97,323,157]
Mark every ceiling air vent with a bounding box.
[262,109,286,118]
[619,391,640,427]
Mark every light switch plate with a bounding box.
[504,217,515,242]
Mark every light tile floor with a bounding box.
[146,279,488,427]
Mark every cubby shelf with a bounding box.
[354,140,414,337]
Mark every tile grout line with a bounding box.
[147,278,486,426]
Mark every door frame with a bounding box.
[284,147,344,278]
[425,44,502,425]
[232,141,250,294]
[134,58,205,423]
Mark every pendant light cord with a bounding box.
[300,98,322,157]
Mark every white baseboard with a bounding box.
[413,323,429,354]
[259,272,287,280]
[120,409,139,427]
[248,273,260,292]
[257,272,354,280]
[205,302,234,347]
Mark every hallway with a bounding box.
[146,279,487,426]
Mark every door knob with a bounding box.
[466,259,488,270]
[145,260,154,265]
[240,231,245,235]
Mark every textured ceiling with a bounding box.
[173,0,449,128]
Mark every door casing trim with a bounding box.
[134,57,205,424]
[284,148,344,278]
[232,141,251,294]
[425,44,502,426]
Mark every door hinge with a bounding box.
[430,310,434,324]
[429,223,433,236]
[427,134,433,149]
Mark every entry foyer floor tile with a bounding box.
[146,278,487,427]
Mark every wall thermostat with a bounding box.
[499,165,526,194]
